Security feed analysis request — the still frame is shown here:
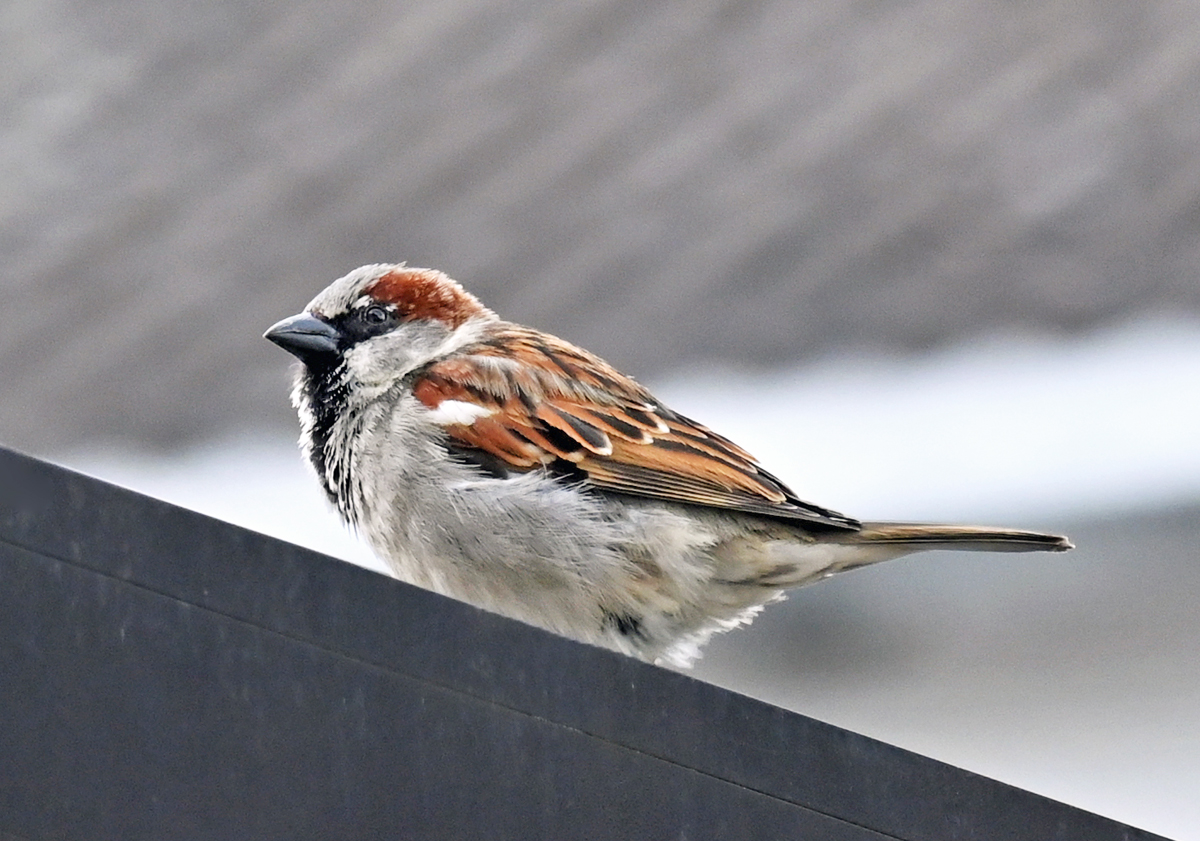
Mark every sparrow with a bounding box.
[265,264,1072,667]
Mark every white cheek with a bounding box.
[342,343,373,373]
[343,341,411,393]
[425,399,494,426]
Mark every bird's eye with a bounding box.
[362,305,390,325]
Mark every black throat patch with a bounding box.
[299,359,352,506]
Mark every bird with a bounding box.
[265,264,1072,667]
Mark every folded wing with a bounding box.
[410,326,859,531]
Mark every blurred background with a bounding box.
[4,1,1199,836]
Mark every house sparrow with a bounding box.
[265,264,1072,666]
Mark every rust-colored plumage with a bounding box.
[365,267,486,328]
[412,326,858,529]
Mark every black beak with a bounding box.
[264,313,342,360]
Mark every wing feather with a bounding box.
[411,325,859,531]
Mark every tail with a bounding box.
[845,522,1073,554]
[746,522,1072,590]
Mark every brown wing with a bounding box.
[411,325,859,531]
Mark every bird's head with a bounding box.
[264,263,495,392]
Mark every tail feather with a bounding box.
[743,521,1073,590]
[848,522,1073,553]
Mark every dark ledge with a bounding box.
[0,446,1166,840]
